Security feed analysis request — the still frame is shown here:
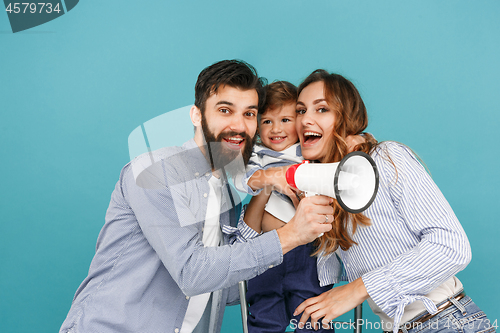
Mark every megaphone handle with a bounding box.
[302,191,325,237]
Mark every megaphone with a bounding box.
[286,151,379,214]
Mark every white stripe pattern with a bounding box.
[317,142,471,332]
[236,141,470,331]
[222,206,261,244]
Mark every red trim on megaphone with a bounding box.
[286,160,309,189]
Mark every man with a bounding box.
[59,60,333,333]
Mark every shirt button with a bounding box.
[195,172,199,177]
[186,296,190,300]
[175,329,180,333]
[205,173,210,177]
[269,265,274,268]
[203,193,208,198]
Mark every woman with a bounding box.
[289,70,494,333]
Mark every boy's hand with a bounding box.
[248,166,300,207]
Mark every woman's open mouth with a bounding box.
[303,131,322,146]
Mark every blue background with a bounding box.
[1,1,499,332]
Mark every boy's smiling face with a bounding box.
[259,103,299,151]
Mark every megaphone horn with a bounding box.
[285,151,379,214]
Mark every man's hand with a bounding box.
[293,277,369,330]
[276,195,333,254]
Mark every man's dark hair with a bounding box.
[194,60,267,114]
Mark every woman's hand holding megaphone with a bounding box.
[276,195,334,255]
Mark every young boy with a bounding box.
[241,81,335,332]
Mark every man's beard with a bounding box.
[201,115,255,178]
